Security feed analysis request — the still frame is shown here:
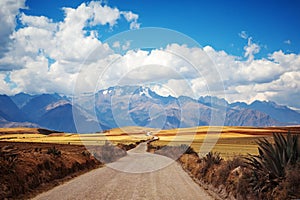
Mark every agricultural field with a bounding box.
[0,127,153,145]
[1,126,299,159]
[1,126,300,199]
[151,126,300,159]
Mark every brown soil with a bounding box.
[0,141,128,199]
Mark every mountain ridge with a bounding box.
[0,86,299,132]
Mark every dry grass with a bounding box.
[0,127,144,199]
[0,126,152,146]
[157,126,295,135]
[152,126,300,159]
[151,135,262,159]
[1,126,299,159]
[0,141,102,199]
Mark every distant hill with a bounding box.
[229,100,300,125]
[0,94,27,122]
[0,93,99,132]
[0,85,299,132]
[21,94,62,121]
[38,101,104,133]
[248,100,300,124]
[10,92,36,108]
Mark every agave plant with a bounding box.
[246,132,299,194]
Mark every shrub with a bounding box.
[203,151,222,165]
[47,146,61,156]
[216,157,244,185]
[235,167,249,198]
[245,132,299,198]
[0,145,19,173]
[81,150,91,157]
[273,162,300,199]
[200,152,222,177]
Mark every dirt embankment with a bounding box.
[148,143,300,200]
[0,141,128,199]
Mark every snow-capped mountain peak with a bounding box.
[138,87,152,98]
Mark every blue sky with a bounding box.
[0,0,300,109]
[22,0,300,57]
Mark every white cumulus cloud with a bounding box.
[121,11,140,29]
[0,1,300,110]
[244,37,260,62]
[0,1,140,95]
[0,0,26,57]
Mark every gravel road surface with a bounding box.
[33,143,214,200]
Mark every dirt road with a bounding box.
[33,143,214,200]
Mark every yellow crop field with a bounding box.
[1,126,299,159]
[0,127,151,145]
[152,126,300,159]
[0,133,150,145]
[150,136,260,159]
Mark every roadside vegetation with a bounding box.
[1,127,299,199]
[0,141,137,199]
[148,132,300,200]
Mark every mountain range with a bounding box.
[0,85,299,133]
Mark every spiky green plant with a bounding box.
[204,151,223,165]
[246,132,299,195]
